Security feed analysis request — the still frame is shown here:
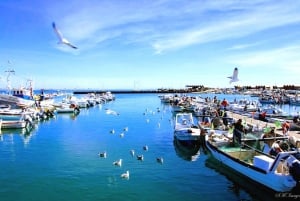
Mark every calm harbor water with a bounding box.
[0,93,299,201]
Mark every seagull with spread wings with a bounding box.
[228,67,239,84]
[52,22,78,49]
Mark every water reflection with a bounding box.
[0,126,36,145]
[56,112,79,120]
[173,137,201,161]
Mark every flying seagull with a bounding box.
[227,67,239,84]
[52,22,78,49]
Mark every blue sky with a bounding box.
[1,0,300,90]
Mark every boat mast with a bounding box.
[5,69,15,95]
[26,78,34,98]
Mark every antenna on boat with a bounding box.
[4,69,15,94]
[26,78,34,98]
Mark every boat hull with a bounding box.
[205,138,297,192]
[0,94,34,108]
[174,128,201,141]
[1,120,29,129]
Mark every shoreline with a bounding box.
[73,89,193,94]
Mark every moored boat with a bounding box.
[174,113,201,142]
[0,70,53,108]
[205,133,300,192]
[1,119,32,129]
[55,103,80,114]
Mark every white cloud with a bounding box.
[230,45,300,73]
[151,1,300,53]
[45,0,300,54]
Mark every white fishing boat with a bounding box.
[174,113,201,141]
[290,96,300,106]
[1,119,32,129]
[0,107,37,121]
[229,99,259,112]
[205,133,300,192]
[159,94,174,103]
[0,70,52,108]
[55,103,80,114]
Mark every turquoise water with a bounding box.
[0,93,295,201]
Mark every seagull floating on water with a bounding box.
[52,22,78,49]
[121,170,130,179]
[143,145,148,151]
[227,67,239,84]
[156,157,164,164]
[113,159,122,167]
[130,149,135,157]
[137,155,144,161]
[98,151,107,158]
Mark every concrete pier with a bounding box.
[227,111,300,140]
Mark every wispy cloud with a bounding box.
[46,0,300,53]
[227,42,262,50]
[230,45,300,73]
[152,1,300,53]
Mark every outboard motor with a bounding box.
[24,114,33,128]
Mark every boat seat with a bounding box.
[253,155,274,172]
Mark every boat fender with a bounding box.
[289,160,300,182]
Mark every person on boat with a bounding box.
[261,127,276,152]
[269,140,283,156]
[282,121,290,136]
[200,117,211,127]
[261,127,276,138]
[233,119,246,145]
[258,111,268,122]
[221,110,229,128]
[221,98,229,110]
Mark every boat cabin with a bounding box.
[12,88,33,100]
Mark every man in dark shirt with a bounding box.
[233,119,245,144]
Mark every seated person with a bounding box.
[269,141,283,156]
[261,127,276,138]
[212,117,224,129]
[200,117,211,127]
[261,128,276,149]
